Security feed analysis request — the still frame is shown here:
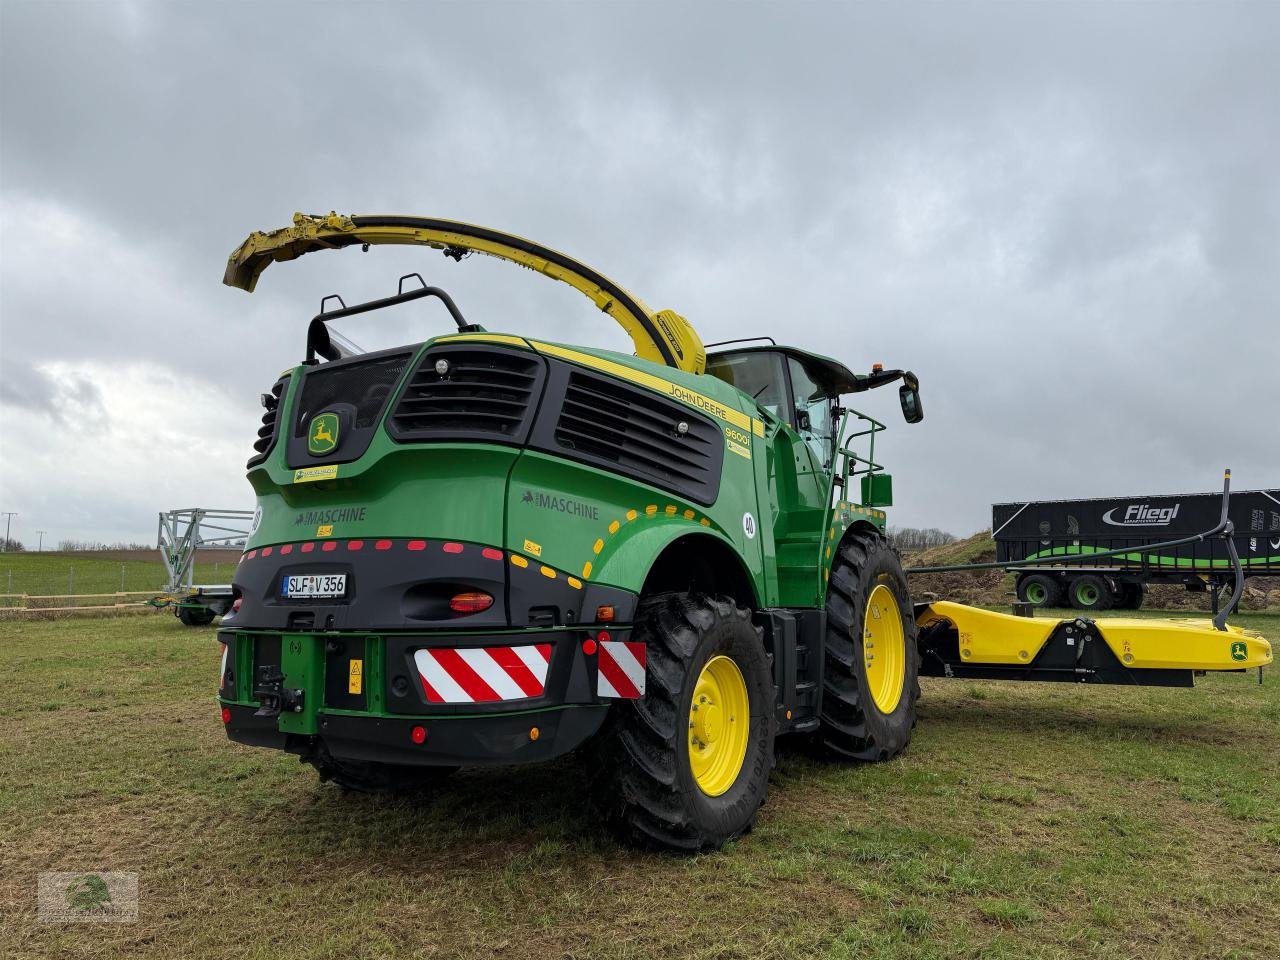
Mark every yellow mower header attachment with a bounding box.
[224,212,706,374]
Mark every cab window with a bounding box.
[705,351,789,422]
[788,358,835,468]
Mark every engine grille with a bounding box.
[388,347,545,444]
[247,375,289,467]
[546,370,723,505]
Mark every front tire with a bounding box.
[821,530,920,761]
[594,593,776,851]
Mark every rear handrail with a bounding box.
[906,469,1244,631]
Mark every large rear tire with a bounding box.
[821,530,920,761]
[594,593,776,851]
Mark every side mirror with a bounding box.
[898,372,923,424]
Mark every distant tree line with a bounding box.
[0,538,24,552]
[886,526,957,552]
[56,540,153,552]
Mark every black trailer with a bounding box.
[992,488,1280,611]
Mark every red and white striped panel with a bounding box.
[414,643,552,704]
[597,641,647,699]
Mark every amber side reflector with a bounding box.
[449,591,494,614]
[595,605,616,622]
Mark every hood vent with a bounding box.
[542,370,723,505]
[388,346,545,445]
[247,375,289,467]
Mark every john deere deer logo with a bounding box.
[309,412,340,455]
[1230,640,1248,662]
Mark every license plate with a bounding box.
[280,573,348,599]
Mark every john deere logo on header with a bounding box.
[309,412,340,455]
[1230,641,1248,662]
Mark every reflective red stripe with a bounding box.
[407,540,427,551]
[597,650,642,699]
[375,539,393,551]
[261,547,273,557]
[279,544,293,555]
[301,542,315,553]
[429,648,500,701]
[481,547,503,561]
[418,673,444,704]
[348,540,364,551]
[443,542,463,554]
[486,646,544,697]
[321,541,337,552]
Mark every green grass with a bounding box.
[0,551,236,598]
[2,612,1278,959]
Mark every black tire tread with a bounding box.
[593,592,774,851]
[820,529,920,762]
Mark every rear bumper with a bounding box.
[221,701,608,767]
[217,624,635,766]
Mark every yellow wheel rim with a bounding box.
[863,583,906,714]
[688,655,750,797]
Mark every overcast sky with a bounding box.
[1,0,1277,547]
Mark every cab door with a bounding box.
[705,350,834,605]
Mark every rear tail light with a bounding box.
[449,591,494,615]
[221,707,232,724]
[231,598,243,614]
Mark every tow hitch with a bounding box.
[253,666,305,717]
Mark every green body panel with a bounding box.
[277,634,324,734]
[244,332,889,611]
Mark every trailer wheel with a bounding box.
[309,749,458,793]
[1068,574,1113,611]
[177,604,216,627]
[1116,582,1145,610]
[820,529,919,761]
[1017,574,1062,608]
[593,592,776,851]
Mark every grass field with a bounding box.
[2,611,1277,959]
[0,551,238,599]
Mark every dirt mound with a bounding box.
[902,532,1280,611]
[905,530,1015,606]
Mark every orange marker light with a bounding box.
[529,727,540,741]
[595,605,616,623]
[449,591,494,614]
[872,362,884,373]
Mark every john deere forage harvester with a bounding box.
[216,213,1270,850]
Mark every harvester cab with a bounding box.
[215,212,1271,851]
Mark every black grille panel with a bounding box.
[293,352,412,438]
[541,370,723,505]
[247,375,289,467]
[286,348,413,468]
[388,347,545,445]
